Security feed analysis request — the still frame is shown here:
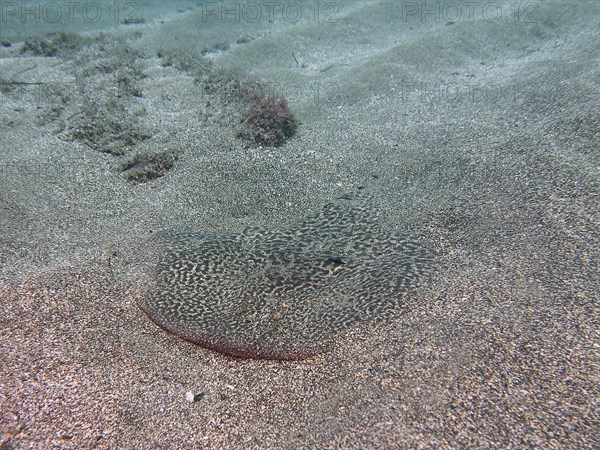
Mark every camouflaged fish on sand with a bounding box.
[135,198,433,360]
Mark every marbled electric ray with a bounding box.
[134,197,433,360]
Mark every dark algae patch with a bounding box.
[119,147,179,182]
[14,28,298,187]
[133,196,434,360]
[237,94,298,147]
[20,32,87,57]
[66,99,152,155]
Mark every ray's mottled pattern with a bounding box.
[136,198,434,360]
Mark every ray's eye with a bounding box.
[326,256,346,265]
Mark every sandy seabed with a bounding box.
[1,0,598,448]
